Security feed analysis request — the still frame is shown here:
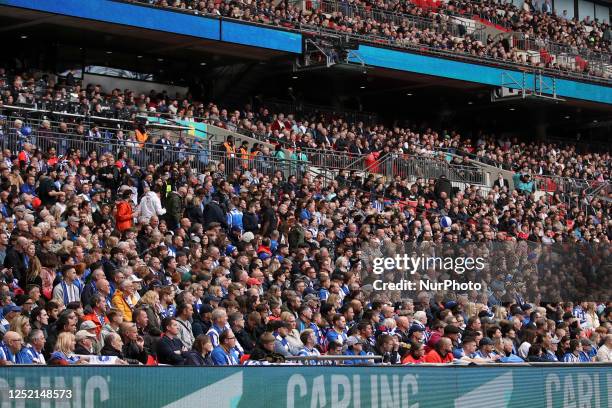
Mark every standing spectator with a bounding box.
[165,187,186,231]
[114,190,134,232]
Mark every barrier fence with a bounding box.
[3,113,607,199]
[0,364,610,407]
[0,130,308,181]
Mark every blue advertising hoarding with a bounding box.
[0,365,610,407]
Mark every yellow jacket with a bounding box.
[111,289,135,322]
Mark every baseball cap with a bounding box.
[346,336,363,347]
[80,320,97,330]
[479,337,495,347]
[408,325,425,336]
[3,304,21,315]
[75,330,97,341]
[128,275,143,283]
[150,280,162,288]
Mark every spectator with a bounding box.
[74,330,96,356]
[183,334,214,366]
[157,317,188,365]
[0,331,32,364]
[210,329,240,365]
[48,332,86,365]
[595,334,612,362]
[423,337,454,363]
[175,302,195,350]
[248,332,286,364]
[401,341,426,364]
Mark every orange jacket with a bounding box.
[82,312,109,337]
[223,142,236,158]
[135,129,148,148]
[115,200,133,232]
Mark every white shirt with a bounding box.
[596,344,612,362]
[137,191,166,223]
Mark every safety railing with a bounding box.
[0,104,191,139]
[0,129,308,181]
[364,153,486,185]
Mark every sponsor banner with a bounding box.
[0,365,610,407]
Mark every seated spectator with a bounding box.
[183,334,214,366]
[157,317,188,366]
[596,334,612,362]
[74,330,97,356]
[401,341,426,364]
[343,335,372,365]
[48,332,86,365]
[297,329,321,365]
[120,322,149,365]
[0,331,32,364]
[210,329,240,365]
[423,337,454,363]
[248,332,286,364]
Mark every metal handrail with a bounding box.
[0,129,309,180]
[0,104,191,132]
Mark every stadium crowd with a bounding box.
[0,68,610,367]
[346,0,611,53]
[1,66,610,186]
[137,0,612,78]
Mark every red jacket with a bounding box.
[115,200,133,232]
[423,349,454,364]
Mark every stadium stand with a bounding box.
[134,0,612,80]
[0,62,610,369]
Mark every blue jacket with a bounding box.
[211,346,239,365]
[343,349,370,365]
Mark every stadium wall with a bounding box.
[0,364,610,407]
